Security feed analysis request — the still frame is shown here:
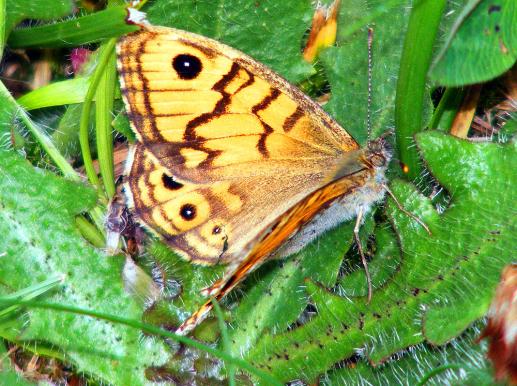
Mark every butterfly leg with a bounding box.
[381,183,431,235]
[354,206,373,303]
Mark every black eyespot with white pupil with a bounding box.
[180,204,196,221]
[172,54,202,79]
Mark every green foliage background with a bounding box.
[0,0,516,384]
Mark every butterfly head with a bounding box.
[328,136,391,184]
[364,136,392,171]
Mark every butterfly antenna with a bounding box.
[367,27,373,144]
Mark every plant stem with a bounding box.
[429,87,467,131]
[75,216,105,248]
[395,0,447,180]
[95,46,117,199]
[0,0,5,61]
[0,82,80,181]
[79,38,117,192]
[211,298,236,386]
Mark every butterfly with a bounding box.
[117,24,392,335]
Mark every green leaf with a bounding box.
[0,81,79,180]
[415,131,516,345]
[0,84,17,142]
[245,132,515,383]
[52,103,95,160]
[144,0,314,83]
[499,112,517,141]
[430,0,517,86]
[0,150,169,385]
[8,5,138,48]
[5,0,73,37]
[321,0,411,144]
[112,108,136,142]
[17,78,91,111]
[0,276,63,319]
[322,324,493,385]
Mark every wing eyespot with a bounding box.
[162,173,183,190]
[180,203,197,220]
[172,54,202,79]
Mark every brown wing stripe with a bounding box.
[235,68,255,94]
[252,88,281,157]
[257,122,274,157]
[251,88,281,114]
[184,62,240,141]
[179,38,217,58]
[283,105,304,132]
[130,33,164,142]
[171,62,241,169]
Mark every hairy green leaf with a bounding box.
[5,0,73,36]
[321,0,411,145]
[245,132,515,383]
[0,150,169,384]
[227,222,354,358]
[322,324,493,385]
